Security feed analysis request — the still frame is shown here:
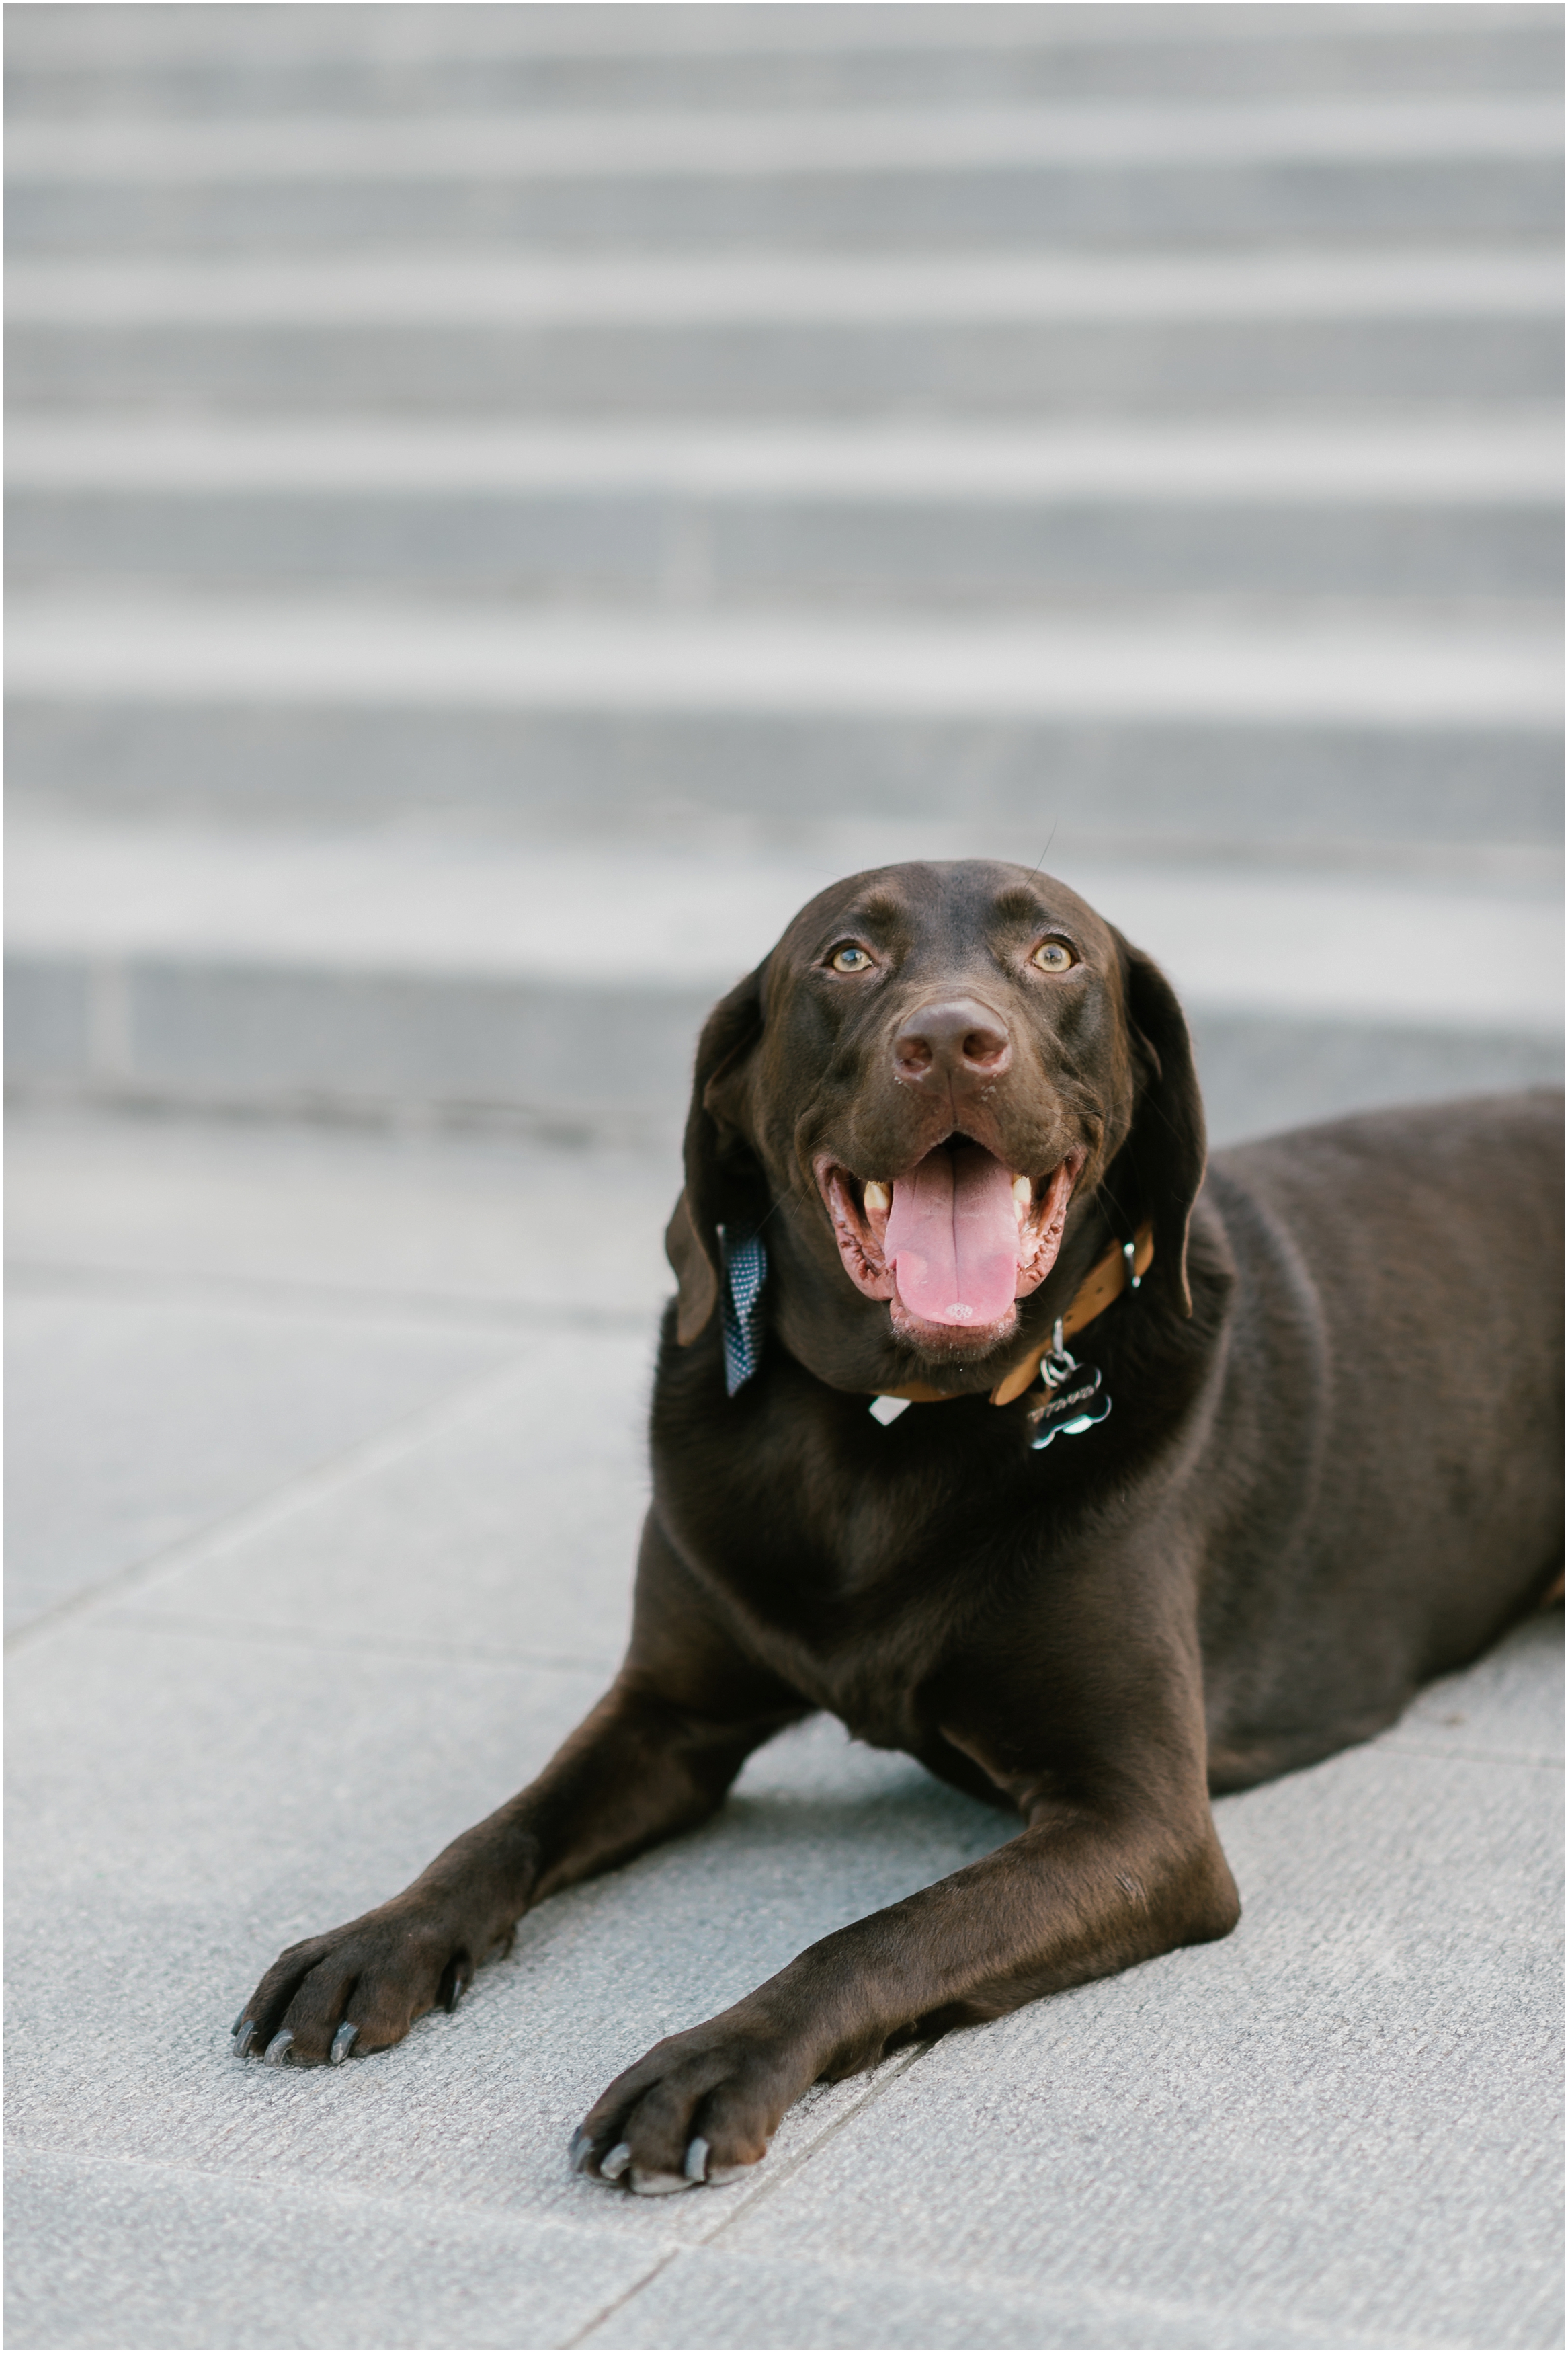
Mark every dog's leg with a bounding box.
[234,1517,805,2068]
[573,1637,1240,2193]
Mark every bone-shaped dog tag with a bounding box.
[1028,1361,1110,1451]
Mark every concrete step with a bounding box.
[7,5,1559,120]
[9,247,1560,415]
[8,99,1560,253]
[5,818,1561,1139]
[7,590,1559,854]
[9,413,1561,604]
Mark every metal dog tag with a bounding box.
[1028,1359,1111,1451]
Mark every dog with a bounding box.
[235,860,1562,2198]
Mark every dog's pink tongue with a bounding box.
[884,1145,1019,1326]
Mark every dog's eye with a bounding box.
[1032,939,1076,973]
[830,944,876,973]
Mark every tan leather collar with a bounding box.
[872,1222,1155,1408]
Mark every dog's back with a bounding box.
[1196,1090,1562,1783]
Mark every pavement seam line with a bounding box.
[559,2046,928,2347]
[3,1350,546,1655]
[3,2140,667,2254]
[1379,1734,1564,1769]
[559,2247,684,2351]
[697,2046,930,2243]
[99,1605,622,1676]
[6,1252,661,1336]
[570,2231,1450,2353]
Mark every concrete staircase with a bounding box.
[6,3,1562,1142]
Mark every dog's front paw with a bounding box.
[570,2019,807,2194]
[232,1907,476,2067]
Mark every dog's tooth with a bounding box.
[864,1181,891,1214]
[1012,1176,1032,1209]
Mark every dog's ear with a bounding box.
[1108,940,1206,1318]
[665,960,769,1344]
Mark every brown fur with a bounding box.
[237,862,1563,2194]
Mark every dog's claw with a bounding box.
[329,2022,358,2067]
[598,2141,633,2182]
[631,2167,691,2196]
[263,2030,294,2067]
[568,2131,596,2176]
[233,2018,257,2058]
[684,2136,710,2183]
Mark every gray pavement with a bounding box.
[5,1103,1562,2350]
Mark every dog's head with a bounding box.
[666,860,1205,1396]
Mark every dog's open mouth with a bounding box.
[817,1139,1083,1353]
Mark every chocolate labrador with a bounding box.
[235,861,1562,2197]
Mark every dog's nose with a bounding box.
[893,999,1012,1090]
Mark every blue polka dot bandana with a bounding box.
[720,1226,769,1397]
